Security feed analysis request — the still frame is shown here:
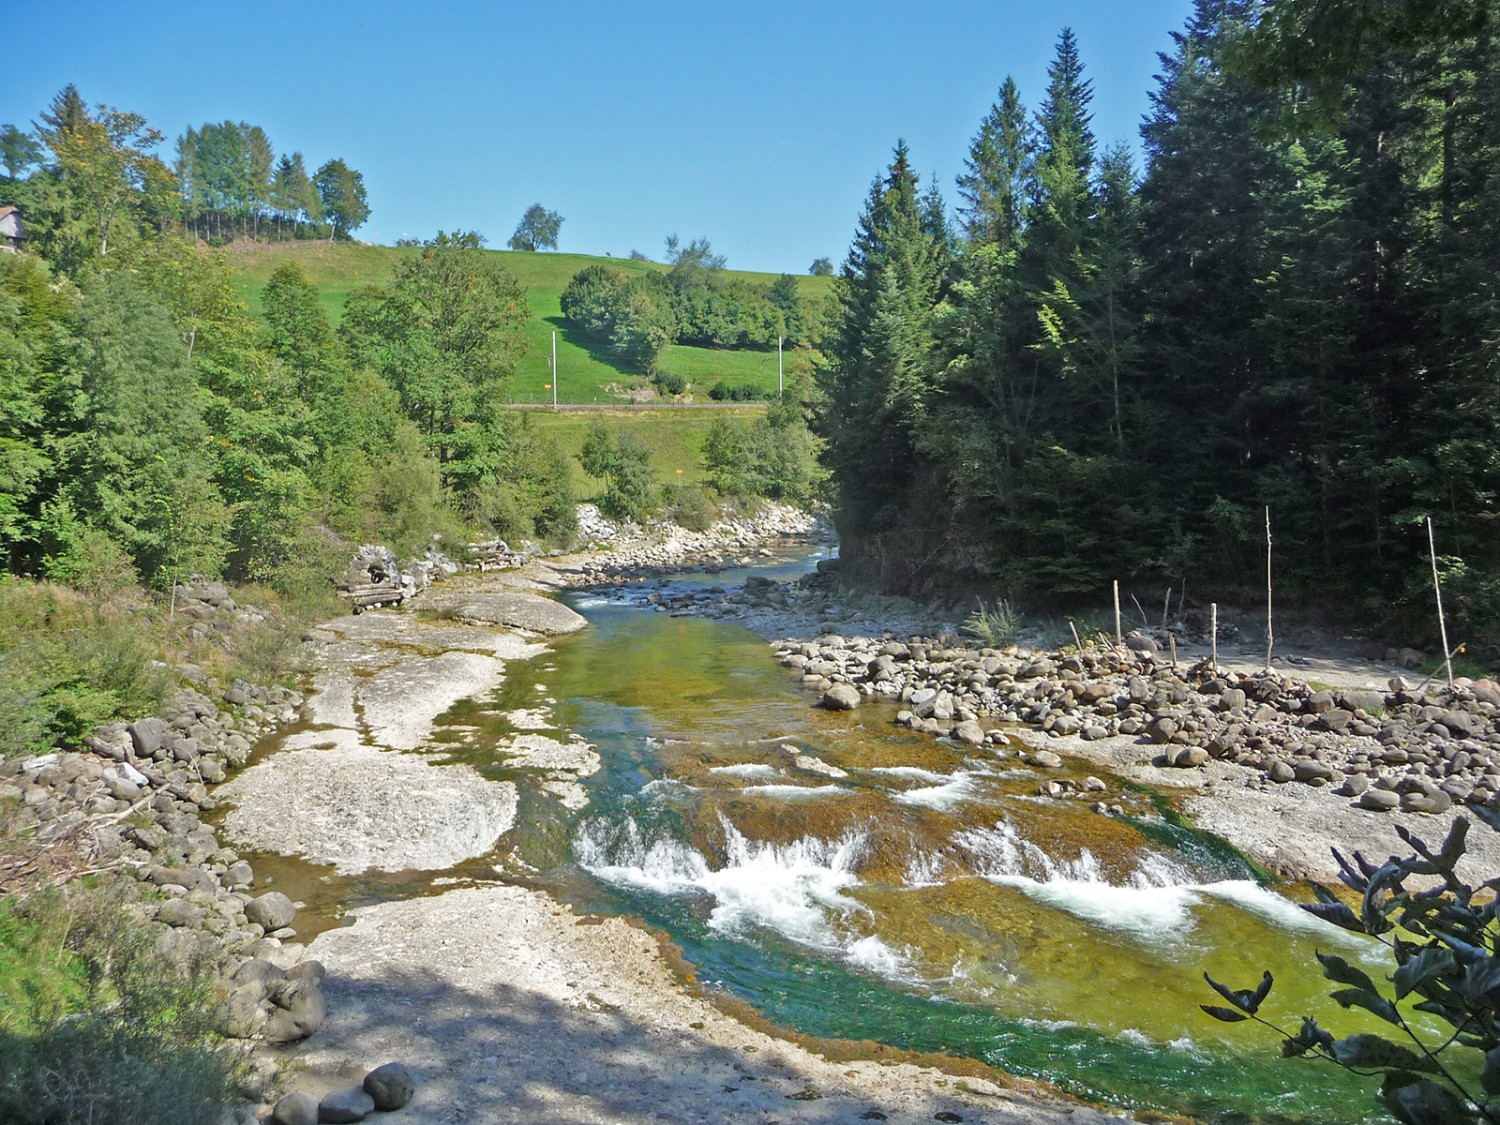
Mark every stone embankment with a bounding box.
[554,501,822,584]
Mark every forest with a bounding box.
[818,0,1500,648]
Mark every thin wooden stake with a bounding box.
[1131,593,1150,630]
[1069,620,1083,653]
[1429,517,1454,687]
[1265,507,1274,672]
[1113,580,1122,645]
[1169,634,1178,671]
[1161,586,1172,630]
[1211,602,1219,672]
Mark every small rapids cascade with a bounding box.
[499,577,1390,1123]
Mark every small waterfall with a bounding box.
[576,812,906,972]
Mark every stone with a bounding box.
[1293,758,1335,783]
[269,1091,318,1125]
[246,891,296,932]
[1358,789,1401,811]
[952,720,985,746]
[263,975,326,1043]
[362,1062,416,1112]
[317,1086,375,1123]
[1145,716,1178,745]
[127,716,171,757]
[1266,759,1296,784]
[820,684,861,711]
[221,984,266,1039]
[156,899,204,928]
[1026,750,1063,769]
[1402,790,1453,815]
[1335,774,1370,797]
[1168,746,1209,768]
[1125,632,1158,654]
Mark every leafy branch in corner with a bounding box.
[1202,816,1500,1125]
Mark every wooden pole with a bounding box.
[1169,634,1177,671]
[1069,620,1083,653]
[1211,602,1219,672]
[1265,507,1274,672]
[778,335,784,400]
[1161,586,1172,630]
[1113,580,1122,645]
[1429,517,1454,687]
[552,331,558,410]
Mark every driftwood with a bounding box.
[335,580,405,613]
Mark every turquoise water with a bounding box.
[494,580,1395,1124]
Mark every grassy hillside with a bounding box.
[226,242,831,404]
[520,406,765,497]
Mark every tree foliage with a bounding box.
[508,203,562,251]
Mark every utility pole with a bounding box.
[778,335,783,400]
[552,330,558,410]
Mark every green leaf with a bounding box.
[1204,970,1274,1015]
[1332,1034,1440,1073]
[1200,1004,1249,1023]
[1281,1016,1334,1058]
[1483,1045,1500,1095]
[1394,947,1457,1000]
[1301,900,1365,933]
[1381,1076,1469,1125]
[1330,987,1401,1025]
[1458,957,1500,1008]
[1318,952,1380,994]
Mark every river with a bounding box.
[249,548,1396,1123]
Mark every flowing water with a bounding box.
[251,551,1400,1123]
[488,562,1393,1124]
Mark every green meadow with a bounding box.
[226,243,830,404]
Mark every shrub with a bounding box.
[0,882,249,1124]
[653,371,686,397]
[1202,817,1500,1125]
[667,485,716,532]
[962,597,1020,645]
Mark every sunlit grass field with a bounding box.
[226,242,829,403]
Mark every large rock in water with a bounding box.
[448,593,587,635]
[820,684,861,711]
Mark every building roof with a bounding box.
[0,206,19,221]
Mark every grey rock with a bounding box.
[1168,746,1209,768]
[952,720,985,746]
[448,592,588,635]
[1266,759,1296,784]
[362,1062,416,1112]
[155,899,204,928]
[1026,750,1063,769]
[263,976,325,1043]
[1335,774,1370,797]
[1293,758,1335,783]
[317,1086,375,1123]
[270,1091,318,1125]
[820,684,861,711]
[1125,632,1158,654]
[1358,789,1401,811]
[127,717,171,757]
[246,891,295,931]
[221,984,266,1038]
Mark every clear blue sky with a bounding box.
[4,0,1194,274]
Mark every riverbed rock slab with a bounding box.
[359,651,504,750]
[218,730,517,874]
[300,885,1120,1125]
[444,592,588,635]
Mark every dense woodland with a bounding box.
[818,0,1500,646]
[0,86,578,612]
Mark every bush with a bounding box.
[708,380,763,402]
[0,882,248,1124]
[653,371,686,397]
[962,597,1020,645]
[667,485,717,532]
[1202,816,1500,1125]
